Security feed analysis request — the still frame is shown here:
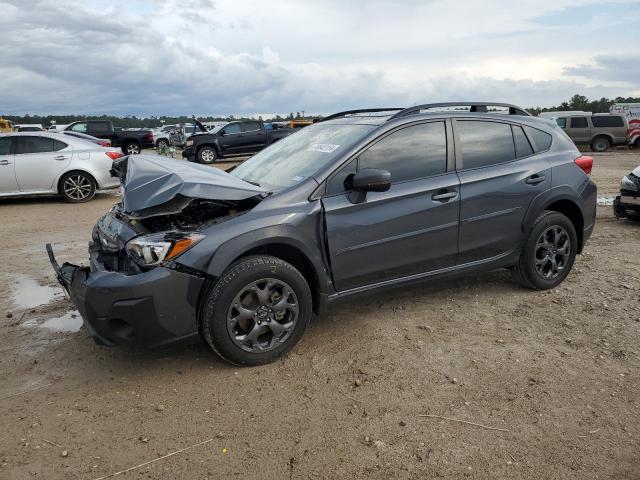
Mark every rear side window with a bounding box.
[512,126,534,158]
[0,137,12,155]
[17,136,56,154]
[358,122,447,183]
[591,116,624,128]
[53,140,67,151]
[90,122,110,133]
[524,126,552,152]
[457,121,515,169]
[570,117,588,128]
[242,122,261,132]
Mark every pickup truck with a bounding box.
[182,120,297,163]
[64,120,154,155]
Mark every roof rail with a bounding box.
[387,102,531,121]
[319,108,403,123]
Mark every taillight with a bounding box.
[146,131,153,141]
[98,140,111,147]
[106,151,124,161]
[574,155,593,175]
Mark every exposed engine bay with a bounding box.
[613,166,640,219]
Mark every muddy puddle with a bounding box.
[22,311,83,333]
[11,275,64,310]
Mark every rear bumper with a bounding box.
[46,243,204,349]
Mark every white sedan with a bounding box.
[0,132,123,202]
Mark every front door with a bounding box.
[322,121,460,291]
[0,136,18,193]
[454,120,552,264]
[219,123,244,153]
[14,136,71,192]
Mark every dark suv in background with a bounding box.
[49,102,597,366]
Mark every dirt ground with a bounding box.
[1,152,639,479]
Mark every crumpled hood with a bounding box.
[111,155,266,217]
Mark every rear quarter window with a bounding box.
[524,126,553,152]
[591,116,624,128]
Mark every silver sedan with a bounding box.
[0,132,123,202]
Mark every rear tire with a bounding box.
[201,255,312,366]
[197,146,218,164]
[59,171,96,203]
[511,211,577,290]
[156,139,169,149]
[122,142,141,155]
[590,136,610,152]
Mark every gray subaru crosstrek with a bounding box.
[48,102,597,366]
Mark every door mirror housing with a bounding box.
[351,168,391,192]
[218,130,226,136]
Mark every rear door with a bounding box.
[322,120,460,291]
[241,121,266,151]
[565,116,591,144]
[455,119,552,264]
[0,136,18,193]
[14,136,71,192]
[86,121,113,141]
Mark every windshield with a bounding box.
[230,123,373,190]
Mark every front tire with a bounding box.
[59,171,96,203]
[201,256,312,366]
[197,146,218,164]
[512,211,577,290]
[590,136,610,152]
[156,139,169,149]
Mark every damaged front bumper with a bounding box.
[46,243,205,349]
[613,193,640,218]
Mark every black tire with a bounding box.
[201,255,312,366]
[197,146,218,164]
[511,211,577,290]
[59,171,96,203]
[156,139,169,149]
[590,136,610,152]
[635,138,640,149]
[122,141,141,155]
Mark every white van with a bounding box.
[610,103,640,147]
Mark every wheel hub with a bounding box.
[227,278,299,353]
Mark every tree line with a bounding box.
[4,95,640,128]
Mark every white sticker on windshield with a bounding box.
[292,175,305,182]
[308,143,340,153]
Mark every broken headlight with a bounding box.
[621,174,639,193]
[126,232,203,267]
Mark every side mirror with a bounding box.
[218,130,226,136]
[351,169,391,192]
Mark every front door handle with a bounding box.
[54,155,68,161]
[526,174,546,185]
[0,160,10,166]
[432,190,458,201]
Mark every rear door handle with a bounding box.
[0,160,10,166]
[432,190,458,201]
[54,155,68,161]
[526,174,546,185]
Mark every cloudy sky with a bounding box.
[1,0,639,117]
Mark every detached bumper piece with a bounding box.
[46,243,204,349]
[613,194,640,219]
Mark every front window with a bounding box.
[71,123,88,133]
[231,123,373,191]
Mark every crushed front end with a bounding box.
[47,155,265,349]
[613,166,640,219]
